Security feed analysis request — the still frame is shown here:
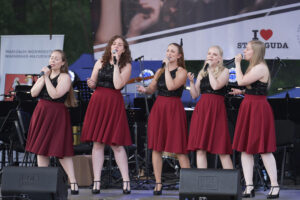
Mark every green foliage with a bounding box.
[0,0,93,64]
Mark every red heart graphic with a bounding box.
[260,29,273,40]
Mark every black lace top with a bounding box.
[97,63,116,89]
[157,68,184,97]
[39,74,67,103]
[245,80,268,95]
[200,75,226,96]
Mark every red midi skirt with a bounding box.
[187,94,232,154]
[25,99,74,158]
[81,87,132,146]
[148,96,188,154]
[232,95,276,154]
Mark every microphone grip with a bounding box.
[113,56,117,65]
[204,63,209,71]
[38,65,51,77]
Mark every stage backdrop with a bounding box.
[91,0,300,60]
[0,35,64,100]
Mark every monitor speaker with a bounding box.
[1,166,68,200]
[179,168,241,200]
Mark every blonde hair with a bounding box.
[199,46,225,79]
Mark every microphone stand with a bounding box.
[136,57,153,188]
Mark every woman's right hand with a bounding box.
[235,54,243,64]
[41,66,51,77]
[87,78,96,89]
[187,72,194,83]
[137,85,146,94]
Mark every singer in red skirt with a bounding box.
[25,50,79,195]
[137,43,190,195]
[187,46,233,169]
[231,40,279,199]
[80,35,132,195]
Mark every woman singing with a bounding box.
[187,45,233,169]
[26,50,79,195]
[81,35,132,195]
[137,43,190,195]
[232,40,279,199]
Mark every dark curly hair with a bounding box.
[102,35,132,69]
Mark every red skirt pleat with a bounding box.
[232,95,276,154]
[187,94,232,154]
[148,96,188,154]
[80,87,132,146]
[25,99,74,158]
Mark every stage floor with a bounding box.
[67,187,300,200]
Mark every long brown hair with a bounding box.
[246,40,267,73]
[155,43,185,81]
[52,50,77,107]
[101,35,132,69]
[199,45,225,78]
[246,40,270,86]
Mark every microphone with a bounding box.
[38,65,51,77]
[134,55,144,61]
[224,54,243,65]
[204,63,209,71]
[275,57,286,67]
[112,49,117,65]
[161,57,170,68]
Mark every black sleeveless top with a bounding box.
[97,63,116,89]
[245,80,268,95]
[157,68,184,97]
[39,74,67,103]
[200,75,226,96]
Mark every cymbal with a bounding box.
[127,75,154,84]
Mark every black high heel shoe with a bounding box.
[70,183,79,195]
[91,180,101,194]
[267,186,280,199]
[153,183,162,195]
[123,181,131,194]
[242,185,255,198]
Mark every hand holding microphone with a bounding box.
[38,65,51,77]
[112,49,118,65]
[234,54,243,64]
[161,57,170,68]
[203,63,209,72]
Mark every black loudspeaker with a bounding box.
[1,167,68,200]
[179,168,241,200]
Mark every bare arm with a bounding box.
[136,69,162,95]
[113,63,132,90]
[31,76,46,97]
[165,67,187,91]
[31,66,49,97]
[188,71,202,99]
[87,59,102,89]
[45,73,71,99]
[235,54,268,86]
[208,68,229,90]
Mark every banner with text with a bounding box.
[91,1,300,60]
[0,35,64,100]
